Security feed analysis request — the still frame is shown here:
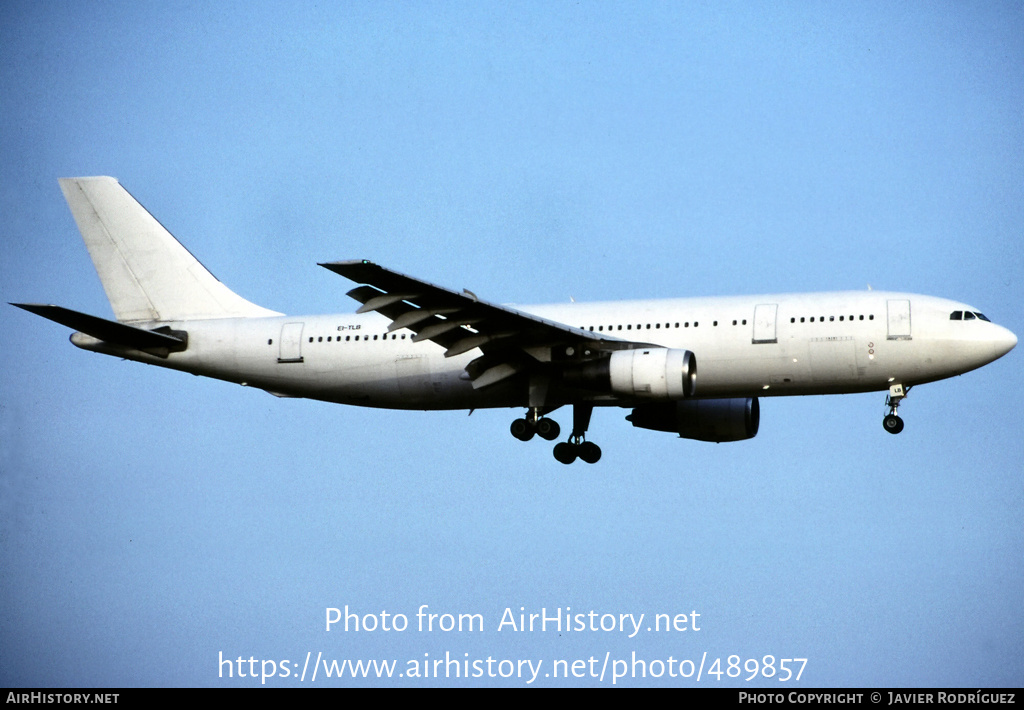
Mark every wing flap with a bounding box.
[472,362,523,389]
[388,307,460,333]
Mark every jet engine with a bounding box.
[626,397,760,442]
[562,348,696,400]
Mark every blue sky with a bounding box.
[2,1,1022,687]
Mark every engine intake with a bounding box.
[627,397,760,442]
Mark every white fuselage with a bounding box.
[72,290,1017,411]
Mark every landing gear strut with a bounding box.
[883,384,909,434]
[553,405,601,465]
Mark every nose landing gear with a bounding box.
[883,384,909,434]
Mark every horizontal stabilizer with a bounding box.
[12,303,187,354]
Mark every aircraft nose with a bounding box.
[994,325,1017,358]
[958,322,1017,372]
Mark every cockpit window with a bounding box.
[951,310,992,322]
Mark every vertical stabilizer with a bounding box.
[59,176,281,323]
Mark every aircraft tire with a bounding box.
[510,418,535,441]
[553,442,577,464]
[536,418,560,440]
[882,414,904,434]
[578,441,602,464]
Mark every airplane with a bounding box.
[12,176,1018,464]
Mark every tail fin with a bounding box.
[59,176,281,323]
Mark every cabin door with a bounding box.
[886,300,912,340]
[278,322,305,363]
[752,304,778,344]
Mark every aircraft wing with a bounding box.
[320,260,654,389]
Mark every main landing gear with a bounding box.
[553,439,601,465]
[510,410,560,441]
[510,405,602,464]
[883,383,910,434]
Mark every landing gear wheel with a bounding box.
[550,404,602,465]
[553,442,577,464]
[510,418,535,441]
[536,418,561,441]
[882,384,909,435]
[883,414,904,434]
[578,441,602,464]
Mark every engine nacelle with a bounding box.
[563,348,696,400]
[609,348,696,399]
[627,397,760,442]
